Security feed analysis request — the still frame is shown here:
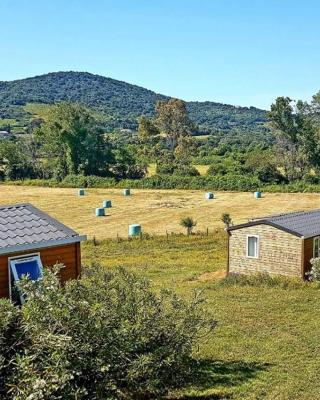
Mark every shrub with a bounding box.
[206,163,228,176]
[3,266,214,399]
[221,213,232,228]
[156,162,175,175]
[173,164,200,177]
[0,300,21,397]
[307,258,320,281]
[180,217,197,235]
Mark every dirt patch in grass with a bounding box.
[198,270,227,282]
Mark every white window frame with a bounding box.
[8,253,43,301]
[246,235,259,259]
[313,237,320,258]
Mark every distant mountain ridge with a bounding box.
[0,71,270,142]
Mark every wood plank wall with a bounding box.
[0,243,81,298]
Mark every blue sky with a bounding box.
[0,0,319,109]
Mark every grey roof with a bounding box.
[0,203,85,253]
[228,209,320,239]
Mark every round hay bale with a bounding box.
[78,189,85,196]
[123,188,131,196]
[95,208,105,217]
[205,192,214,200]
[254,191,262,199]
[129,224,141,237]
[103,200,112,208]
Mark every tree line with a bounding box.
[0,91,319,188]
[0,103,147,181]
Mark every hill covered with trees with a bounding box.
[0,71,269,142]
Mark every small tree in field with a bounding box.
[221,213,233,229]
[180,217,197,236]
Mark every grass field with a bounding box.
[147,163,210,176]
[1,185,319,239]
[2,184,320,398]
[82,234,320,400]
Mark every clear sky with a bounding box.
[0,0,319,109]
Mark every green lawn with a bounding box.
[82,233,320,400]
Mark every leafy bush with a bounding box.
[156,162,200,177]
[307,258,320,281]
[207,163,229,176]
[0,266,214,399]
[0,301,20,397]
[221,213,232,228]
[173,164,200,177]
[180,216,197,235]
[156,162,175,175]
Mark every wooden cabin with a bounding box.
[227,209,320,278]
[0,203,86,300]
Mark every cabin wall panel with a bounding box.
[0,243,81,298]
[229,225,302,277]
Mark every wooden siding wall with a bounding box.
[303,238,314,277]
[229,225,302,277]
[0,242,81,298]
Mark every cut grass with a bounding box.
[194,164,210,175]
[0,185,318,239]
[82,233,320,400]
[147,163,210,176]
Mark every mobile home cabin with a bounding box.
[0,203,86,300]
[227,209,320,279]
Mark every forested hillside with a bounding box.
[0,71,269,141]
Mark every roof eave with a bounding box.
[0,235,87,256]
[227,220,303,238]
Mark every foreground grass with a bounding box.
[83,233,320,399]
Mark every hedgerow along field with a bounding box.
[2,185,320,398]
[1,185,319,239]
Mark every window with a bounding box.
[9,254,43,303]
[247,235,259,258]
[314,237,320,258]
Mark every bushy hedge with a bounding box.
[4,174,320,192]
[0,266,214,399]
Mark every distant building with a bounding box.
[0,131,11,139]
[227,209,320,279]
[119,128,133,134]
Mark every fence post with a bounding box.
[206,227,209,237]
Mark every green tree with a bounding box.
[137,116,159,142]
[155,99,195,150]
[268,97,306,180]
[111,145,147,179]
[36,103,112,179]
[0,139,36,180]
[221,213,233,229]
[180,216,197,236]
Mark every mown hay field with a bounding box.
[0,185,319,239]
